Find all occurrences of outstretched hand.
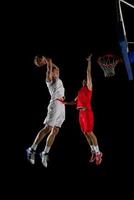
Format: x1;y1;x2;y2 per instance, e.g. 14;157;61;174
86;54;92;62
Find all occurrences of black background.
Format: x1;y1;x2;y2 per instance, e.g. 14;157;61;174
8;0;134;195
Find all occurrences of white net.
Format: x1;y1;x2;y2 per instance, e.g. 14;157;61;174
97;55;120;77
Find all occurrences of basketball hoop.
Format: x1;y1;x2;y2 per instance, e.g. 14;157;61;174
97;54;122;77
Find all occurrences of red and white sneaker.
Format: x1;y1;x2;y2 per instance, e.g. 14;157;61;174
95;152;103;165
89;151;96;163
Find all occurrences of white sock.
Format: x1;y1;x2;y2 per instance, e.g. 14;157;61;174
31;144;38;151
94;145;100;153
43;146;51;154
90;145;95;152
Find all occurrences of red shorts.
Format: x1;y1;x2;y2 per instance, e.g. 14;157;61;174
79;109;94;133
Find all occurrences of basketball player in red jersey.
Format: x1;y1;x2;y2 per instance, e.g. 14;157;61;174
65;54;103;165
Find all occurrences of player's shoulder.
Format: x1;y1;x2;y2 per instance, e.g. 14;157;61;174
57;78;63;83
46;79;53;87
46;79;52;83
87;86;92;91
84;85;92;92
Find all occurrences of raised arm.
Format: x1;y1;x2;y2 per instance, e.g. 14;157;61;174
86;54;92;90
46;59;59;82
46;58;53;81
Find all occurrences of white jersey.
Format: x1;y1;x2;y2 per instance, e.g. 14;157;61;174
46;78;65;101
44;77;65;127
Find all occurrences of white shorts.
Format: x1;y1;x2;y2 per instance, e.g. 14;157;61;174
44;100;65;128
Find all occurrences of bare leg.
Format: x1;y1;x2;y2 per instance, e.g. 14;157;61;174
88;131;98;146
26;125;52;165
45;127;60;149
87;131;103;165
31;125;52;149
40;127;60;168
84;132;93;146
84;132;96;162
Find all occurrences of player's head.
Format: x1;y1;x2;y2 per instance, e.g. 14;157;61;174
34;55;47;67
52;66;60;78
82;79;87;86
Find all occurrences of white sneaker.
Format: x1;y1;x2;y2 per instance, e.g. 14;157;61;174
40;152;49;168
26;147;36;165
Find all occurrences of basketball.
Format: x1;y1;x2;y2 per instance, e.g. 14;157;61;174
34;56;47;67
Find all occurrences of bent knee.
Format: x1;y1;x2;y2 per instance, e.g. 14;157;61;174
53;127;59;136
43;125;52;133
85;131;92;136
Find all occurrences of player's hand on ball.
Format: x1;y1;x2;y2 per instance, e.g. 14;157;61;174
34;56;47;67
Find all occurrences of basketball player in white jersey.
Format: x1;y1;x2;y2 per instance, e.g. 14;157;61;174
26;56;65;167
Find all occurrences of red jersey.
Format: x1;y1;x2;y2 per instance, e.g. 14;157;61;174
77;85;92;110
